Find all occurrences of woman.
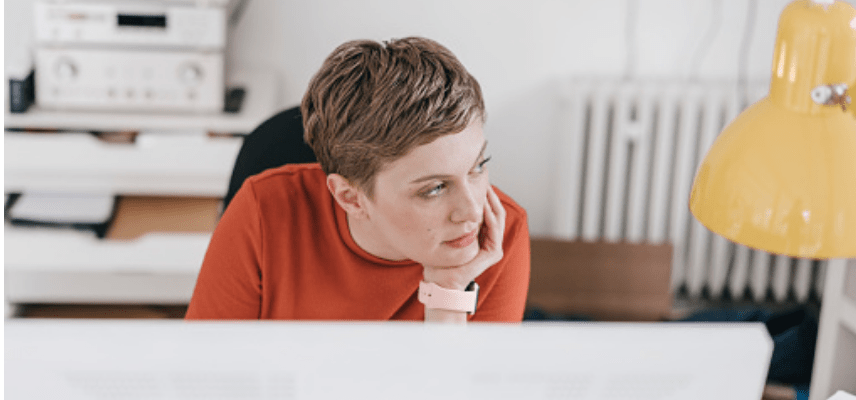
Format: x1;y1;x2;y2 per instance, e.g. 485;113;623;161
185;37;530;323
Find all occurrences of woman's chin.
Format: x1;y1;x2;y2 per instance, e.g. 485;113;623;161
439;243;480;266
413;242;480;268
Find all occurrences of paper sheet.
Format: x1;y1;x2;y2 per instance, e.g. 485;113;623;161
9;192;114;224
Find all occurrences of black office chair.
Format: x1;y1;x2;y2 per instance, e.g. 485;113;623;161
223;106;317;211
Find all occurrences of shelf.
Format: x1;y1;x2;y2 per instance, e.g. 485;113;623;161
5;130;242;196
4;224;208;304
2;69;280;305
4;69;279;134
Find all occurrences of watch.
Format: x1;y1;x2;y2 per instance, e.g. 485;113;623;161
418;280;480;315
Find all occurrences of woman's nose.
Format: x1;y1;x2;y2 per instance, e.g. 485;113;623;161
450;184;481;223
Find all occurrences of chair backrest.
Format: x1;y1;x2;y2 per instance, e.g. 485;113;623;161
224;106;316;211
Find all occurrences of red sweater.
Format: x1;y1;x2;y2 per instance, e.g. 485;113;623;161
185;163;530;321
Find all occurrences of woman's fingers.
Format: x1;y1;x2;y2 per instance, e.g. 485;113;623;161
481;186;504;262
487;187;505;233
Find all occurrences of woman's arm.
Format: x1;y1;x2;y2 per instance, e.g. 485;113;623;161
421;186;530;323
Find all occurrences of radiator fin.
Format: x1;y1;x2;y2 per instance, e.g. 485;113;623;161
554;79;828;303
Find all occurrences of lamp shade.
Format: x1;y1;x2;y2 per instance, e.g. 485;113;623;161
689;0;856;259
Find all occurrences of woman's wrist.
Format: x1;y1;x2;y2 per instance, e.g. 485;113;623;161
422;269;468;291
424;307;468;323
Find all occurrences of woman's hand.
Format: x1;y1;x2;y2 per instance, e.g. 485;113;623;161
422;186;506;290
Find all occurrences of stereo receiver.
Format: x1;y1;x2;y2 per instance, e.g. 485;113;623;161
33;0;239;113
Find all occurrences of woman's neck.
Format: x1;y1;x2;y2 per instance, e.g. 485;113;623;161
345;212;407;262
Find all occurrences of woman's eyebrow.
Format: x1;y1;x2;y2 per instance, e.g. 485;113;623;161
470;141;488;168
409;141;488;185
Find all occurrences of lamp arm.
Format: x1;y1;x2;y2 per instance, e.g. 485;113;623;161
810;83;853;113
852;80;856;118
851;15;856;118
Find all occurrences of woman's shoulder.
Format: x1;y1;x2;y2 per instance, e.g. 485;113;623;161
248;162;325;185
239;162;329;207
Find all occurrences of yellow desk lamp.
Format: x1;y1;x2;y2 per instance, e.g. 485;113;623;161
690;0;856;259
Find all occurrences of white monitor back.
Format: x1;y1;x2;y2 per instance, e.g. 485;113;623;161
5;320;773;400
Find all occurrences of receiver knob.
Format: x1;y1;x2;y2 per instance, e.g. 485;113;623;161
56;59;77;80
178;64;203;84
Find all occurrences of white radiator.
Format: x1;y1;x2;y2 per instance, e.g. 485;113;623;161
552;79;827;304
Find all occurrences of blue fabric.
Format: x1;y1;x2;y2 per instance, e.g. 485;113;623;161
523;308;592;321
795;385;810;400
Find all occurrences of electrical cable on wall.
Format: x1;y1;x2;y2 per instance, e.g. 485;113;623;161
688;0;723;81
737;0;758;108
624;0;638;80
229;0;251;26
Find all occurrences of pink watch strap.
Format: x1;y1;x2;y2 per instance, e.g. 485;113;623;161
418;281;478;314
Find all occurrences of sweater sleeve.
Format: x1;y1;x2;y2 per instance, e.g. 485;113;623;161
185;181;264;319
470;195;531;322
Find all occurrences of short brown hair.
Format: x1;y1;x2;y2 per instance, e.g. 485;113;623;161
301;37;485;197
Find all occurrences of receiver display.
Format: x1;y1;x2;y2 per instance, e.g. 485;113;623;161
117;14;167;28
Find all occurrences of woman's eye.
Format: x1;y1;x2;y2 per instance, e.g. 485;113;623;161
422;183;447;198
473;156;492;174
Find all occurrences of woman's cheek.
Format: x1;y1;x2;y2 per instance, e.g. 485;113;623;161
393;209;434;237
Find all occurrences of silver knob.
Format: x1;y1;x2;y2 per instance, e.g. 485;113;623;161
811;83;850;111
178;64;203;84
56;59;77;80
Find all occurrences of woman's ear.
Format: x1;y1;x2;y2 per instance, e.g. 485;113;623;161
327;174;368;218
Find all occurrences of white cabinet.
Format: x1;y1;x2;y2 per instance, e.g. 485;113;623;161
4;69;279;305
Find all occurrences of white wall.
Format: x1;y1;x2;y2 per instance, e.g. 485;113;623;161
223;0;851;235
6;0;855;235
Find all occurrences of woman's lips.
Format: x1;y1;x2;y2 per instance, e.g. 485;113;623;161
444;230;477;248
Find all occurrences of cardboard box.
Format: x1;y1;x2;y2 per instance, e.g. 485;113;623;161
106;196;221;240
528;238;673;321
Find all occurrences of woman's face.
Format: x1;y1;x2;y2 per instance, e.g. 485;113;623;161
359;120;490;268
